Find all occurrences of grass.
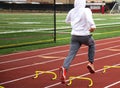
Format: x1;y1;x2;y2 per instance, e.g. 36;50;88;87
0;13;120;55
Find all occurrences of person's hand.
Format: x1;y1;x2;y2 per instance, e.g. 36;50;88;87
89;28;95;32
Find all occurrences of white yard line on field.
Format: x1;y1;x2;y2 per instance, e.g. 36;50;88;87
0;28;53;34
96;22;120;26
0;22;120;34
9;22;41;24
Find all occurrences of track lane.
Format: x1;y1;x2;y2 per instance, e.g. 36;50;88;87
0;37;120;88
0;38;120;68
0;37;120;61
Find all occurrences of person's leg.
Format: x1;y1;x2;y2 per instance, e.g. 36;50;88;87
87;36;95;73
59;36;81;83
63;36;81;70
77;35;95;63
81;35;95;73
88;36;95;63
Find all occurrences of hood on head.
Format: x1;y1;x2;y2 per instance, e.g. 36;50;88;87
74;0;86;8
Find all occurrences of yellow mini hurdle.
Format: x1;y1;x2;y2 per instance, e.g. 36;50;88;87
103;65;120;73
33;70;93;87
34;71;57;80
67;76;93;87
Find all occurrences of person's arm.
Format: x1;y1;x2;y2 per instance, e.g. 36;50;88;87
85;8;96;32
65;11;71;24
89;28;95;32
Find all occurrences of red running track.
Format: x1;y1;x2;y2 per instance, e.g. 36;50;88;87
0;37;120;88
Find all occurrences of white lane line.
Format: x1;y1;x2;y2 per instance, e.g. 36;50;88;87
0;39;120;65
104;81;120;88
0;50;68;64
45;63;120;88
0;36;120;58
0;53;120;85
0;45;120;73
0;45;69;58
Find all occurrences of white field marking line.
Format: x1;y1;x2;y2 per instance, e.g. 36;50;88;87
0;28;54;34
0;44;120;73
104;81;120;88
9;22;41;24
57;22;120;30
0;53;120;85
94;18;106;20
57;30;120;35
56;22;120;30
93;30;120;35
56;20;65;22
45;63;120;88
111;17;120;20
57;29;120;34
0;22;120;34
97;24;120;28
0;39;120;65
0;36;120;58
96;22;120;26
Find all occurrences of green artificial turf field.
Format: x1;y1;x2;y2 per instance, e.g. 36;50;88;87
0;13;120;54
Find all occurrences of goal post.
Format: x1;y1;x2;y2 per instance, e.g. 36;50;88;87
110;2;120;14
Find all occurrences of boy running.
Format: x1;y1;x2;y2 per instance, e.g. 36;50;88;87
59;0;96;84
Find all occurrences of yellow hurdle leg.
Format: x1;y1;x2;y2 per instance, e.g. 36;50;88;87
67;76;93;87
103;66;120;73
34;71;57;80
0;86;5;88
34;71;40;78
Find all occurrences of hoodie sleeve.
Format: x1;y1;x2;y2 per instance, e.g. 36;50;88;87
85;8;96;29
65;11;71;24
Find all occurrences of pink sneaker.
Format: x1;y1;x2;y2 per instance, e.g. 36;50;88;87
87;63;95;74
59;67;67;84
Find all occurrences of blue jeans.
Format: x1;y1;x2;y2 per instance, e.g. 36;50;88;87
63;35;95;70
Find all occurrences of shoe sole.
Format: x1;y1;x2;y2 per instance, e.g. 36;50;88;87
87;65;95;74
59;68;66;84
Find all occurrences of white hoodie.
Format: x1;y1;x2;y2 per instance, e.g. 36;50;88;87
65;0;96;36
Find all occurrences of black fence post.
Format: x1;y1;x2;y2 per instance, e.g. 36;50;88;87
54;0;56;43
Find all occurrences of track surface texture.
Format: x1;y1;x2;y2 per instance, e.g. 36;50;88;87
0;37;120;88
